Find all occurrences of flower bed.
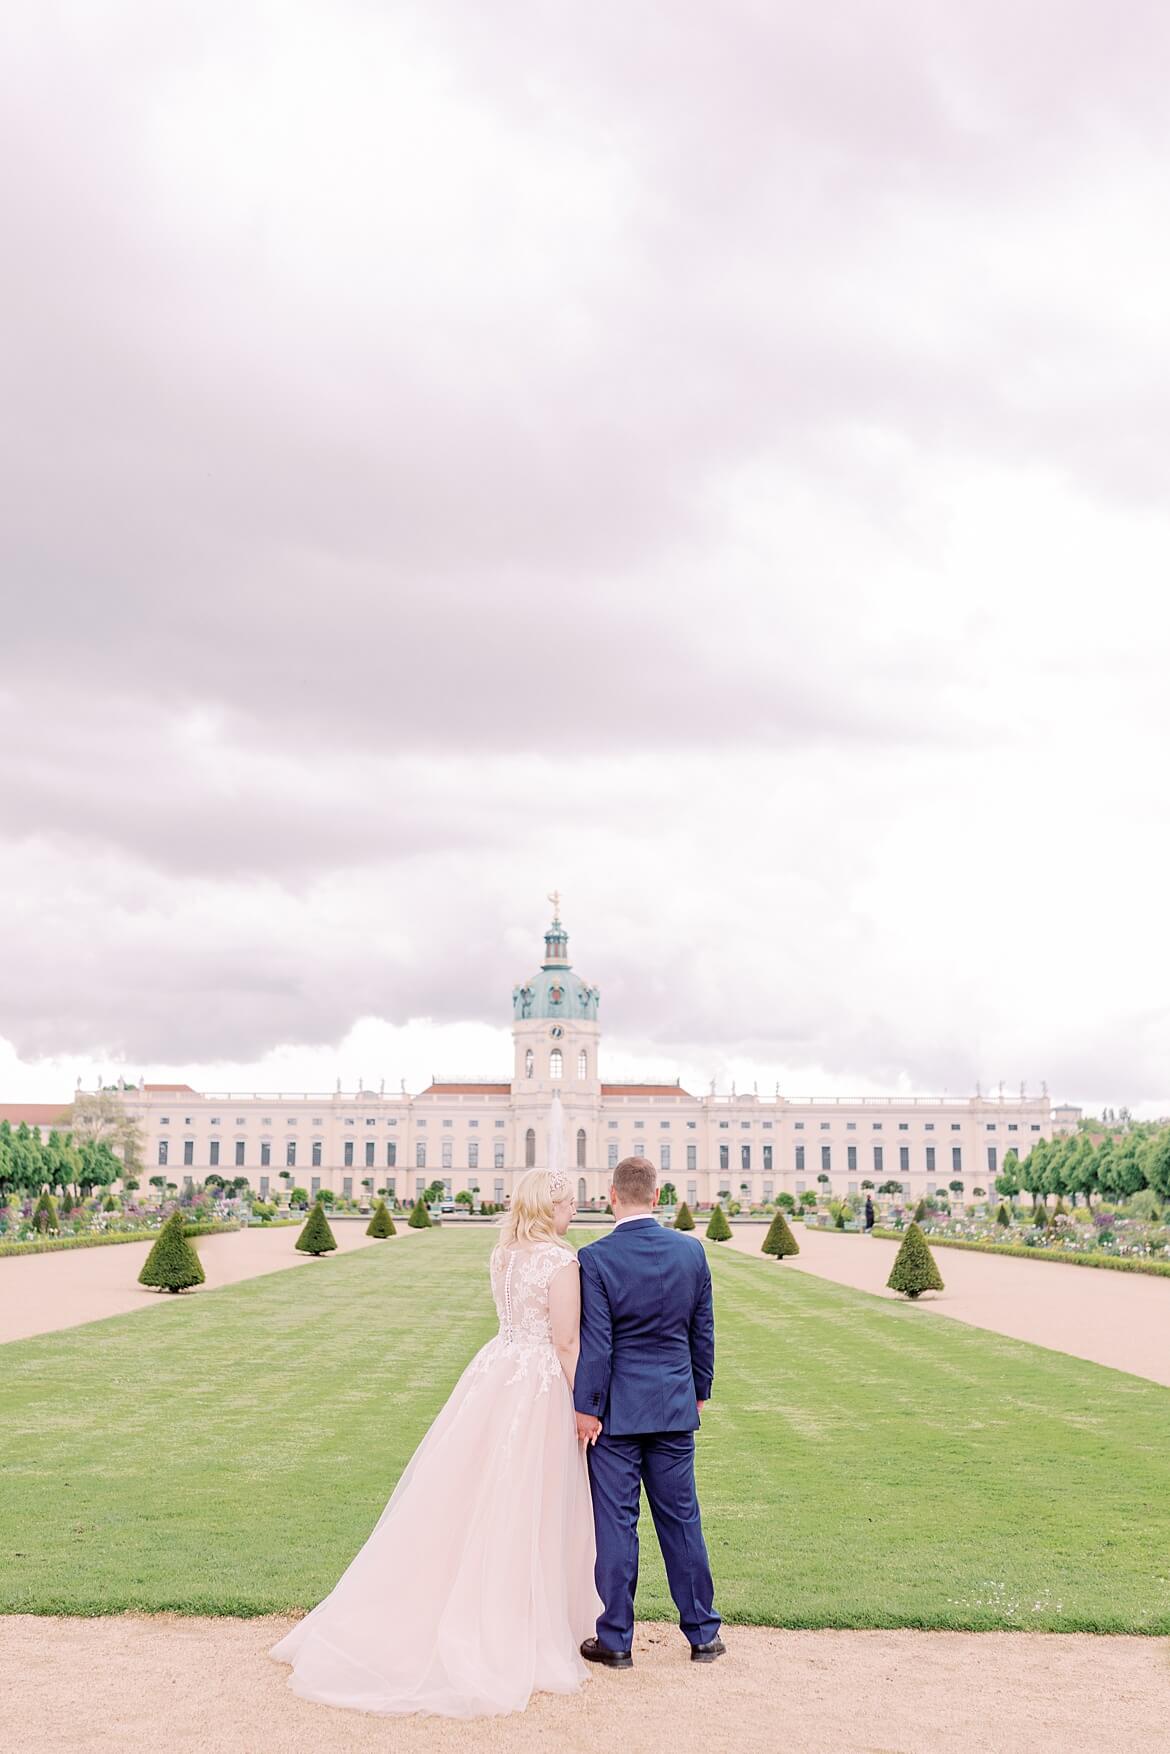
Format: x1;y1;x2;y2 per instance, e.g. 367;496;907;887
0;1220;242;1258
868;1226;1170;1278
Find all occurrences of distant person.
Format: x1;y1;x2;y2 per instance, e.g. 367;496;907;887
865;1195;875;1232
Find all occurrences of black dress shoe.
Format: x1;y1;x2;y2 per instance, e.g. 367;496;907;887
581;1636;633;1669
690;1635;727;1663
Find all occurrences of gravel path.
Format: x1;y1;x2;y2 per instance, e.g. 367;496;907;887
725;1222;1170;1385
0;1220;417;1345
3;1613;1167;1754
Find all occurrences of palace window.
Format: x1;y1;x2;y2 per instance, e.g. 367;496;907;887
387;1142;397;1167
235;1140;245;1166
525;1128;536;1168
846;1121;857;1131
550;1049;563;1080
952;1147;962;1172
157;1141;168;1166
741;1145;750;1170
311;1140;323;1167
525;1049;534;1078
719;1144;729;1171
763;1144;772;1171
259;1176;269;1198
183;1140;193;1166
260;1142;271;1167
987;1147;997;1173
416;1143;427;1169
577;1128;587;1168
442;1139;452;1169
287;1141;296;1168
578;1049;588;1079
578;1177;587;1206
366;1141;375;1167
795;1145;805;1171
344;1142;354;1167
608;1141;618;1170
794;1122;805;1130
468;1142;479;1169
310;1176;320;1198
494;1142;504;1169
899;1145;909;1172
873;1145;883;1173
898;1122;908;1130
209;1140;220;1168
661;1143;671;1172
343;1178;352;1198
687;1144;697;1171
847;1145;857;1172
926;1146;936;1173
821;1145;831;1171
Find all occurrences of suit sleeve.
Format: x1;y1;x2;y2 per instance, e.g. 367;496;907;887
572;1247;614;1418
689;1251;715;1401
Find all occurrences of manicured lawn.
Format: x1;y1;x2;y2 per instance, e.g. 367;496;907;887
1;1229;1167;1630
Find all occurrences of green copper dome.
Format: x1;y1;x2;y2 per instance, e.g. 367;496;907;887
512;914;600;1022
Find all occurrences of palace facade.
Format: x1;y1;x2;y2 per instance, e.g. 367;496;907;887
3;909;1081;1206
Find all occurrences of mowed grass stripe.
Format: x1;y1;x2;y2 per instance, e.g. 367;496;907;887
1;1228;1167;1630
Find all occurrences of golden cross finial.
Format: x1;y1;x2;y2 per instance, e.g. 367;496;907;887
547;889;562;919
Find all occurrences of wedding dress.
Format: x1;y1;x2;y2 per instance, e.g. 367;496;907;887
269;1239;602;1717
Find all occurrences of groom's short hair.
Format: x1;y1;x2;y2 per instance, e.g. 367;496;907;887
612;1156;657;1206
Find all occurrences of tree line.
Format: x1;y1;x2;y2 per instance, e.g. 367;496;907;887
0;1121;123;1200
995;1124;1170;1206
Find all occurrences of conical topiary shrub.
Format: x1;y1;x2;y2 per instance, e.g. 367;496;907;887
996;1202;1010;1226
408;1197;433;1230
103;1194;119;1212
761;1210;799;1259
33;1192;59;1234
138;1210;205;1293
674;1201;696;1231
913;1198;927;1222
706;1204;732;1242
886;1221;944;1300
296;1200;337;1255
1032;1202;1048;1226
366;1198;396;1238
61;1189;74;1216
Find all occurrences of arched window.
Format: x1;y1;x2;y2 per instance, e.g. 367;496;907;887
576;1127;587;1168
577;1049;588;1080
550;1049;563;1080
525;1128;536;1168
577;1176;586;1207
524;1048;534;1078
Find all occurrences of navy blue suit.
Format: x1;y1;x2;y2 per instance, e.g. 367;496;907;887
574;1216;720;1652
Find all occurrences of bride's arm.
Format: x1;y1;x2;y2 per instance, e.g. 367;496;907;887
548;1260;582;1391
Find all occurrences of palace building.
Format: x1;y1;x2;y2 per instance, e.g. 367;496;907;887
3;907;1080;1207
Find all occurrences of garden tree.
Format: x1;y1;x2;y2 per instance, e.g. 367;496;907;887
296;1200;338;1255
659;1182;678;1206
138;1210;205;1292
799;1190;817;1208
8;1122;44;1198
33;1191;59;1233
1103;1134;1145;1202
886;1222;944;1299
408;1197;433;1229
948;1180;964;1199
1063;1133;1096;1207
61;1187;75;1216
65;1091;145;1184
761;1210;799;1259
705;1204;732;1242
673;1201;696;1231
816;1172;829;1190
1019;1136;1048;1207
148;1175;167;1200
204;1174;225;1192
103;1193;119;1211
0;1120;12;1196
288;1186;309;1206
777;1191;796;1211
1032;1200;1048;1225
1141;1129;1170;1202
996;1149;1022;1203
366;1199;396;1238
995;1202;1010;1226
424;1180;446;1205
860;1179;874;1192
454;1189;474;1207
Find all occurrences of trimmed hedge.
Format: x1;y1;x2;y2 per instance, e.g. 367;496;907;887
295;1202;338;1255
869;1227;1170;1278
673;1201;696;1231
138;1211;206;1293
706;1205;732;1242
0;1220;241;1259
366;1199;396;1238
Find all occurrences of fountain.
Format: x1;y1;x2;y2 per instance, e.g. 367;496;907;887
546;1089;566;1177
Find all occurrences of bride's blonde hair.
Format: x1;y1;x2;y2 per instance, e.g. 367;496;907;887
500;1168;572;1249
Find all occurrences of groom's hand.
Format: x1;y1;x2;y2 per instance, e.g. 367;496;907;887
576;1413;602;1445
697;1400;707;1415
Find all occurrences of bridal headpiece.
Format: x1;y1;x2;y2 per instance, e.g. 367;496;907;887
548;1169;571;1199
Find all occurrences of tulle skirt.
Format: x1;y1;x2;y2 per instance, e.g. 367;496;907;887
268;1333;603;1717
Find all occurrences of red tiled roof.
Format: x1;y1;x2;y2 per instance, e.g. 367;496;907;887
601;1084;693;1098
143;1083;200;1093
419;1083;511;1096
0;1103;73;1126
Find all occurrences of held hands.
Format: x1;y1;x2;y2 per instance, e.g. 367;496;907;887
576;1412;602;1446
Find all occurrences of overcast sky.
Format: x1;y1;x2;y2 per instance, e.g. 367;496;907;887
3;2;1169;1114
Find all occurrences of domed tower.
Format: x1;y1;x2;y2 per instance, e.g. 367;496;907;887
511;902;602;1190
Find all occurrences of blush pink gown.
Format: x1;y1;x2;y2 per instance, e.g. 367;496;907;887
268;1240;603;1717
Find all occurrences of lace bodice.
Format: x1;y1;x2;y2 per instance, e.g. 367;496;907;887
489;1241;576;1347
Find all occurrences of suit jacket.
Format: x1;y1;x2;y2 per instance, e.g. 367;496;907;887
573;1216;715;1436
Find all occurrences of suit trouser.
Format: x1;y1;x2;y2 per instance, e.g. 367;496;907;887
587;1430;720;1652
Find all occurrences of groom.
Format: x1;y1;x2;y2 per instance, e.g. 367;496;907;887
574;1156;724;1667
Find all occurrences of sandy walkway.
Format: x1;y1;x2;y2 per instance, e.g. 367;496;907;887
0;1220;417;1345
3;1613;1167;1754
726;1222;1170;1386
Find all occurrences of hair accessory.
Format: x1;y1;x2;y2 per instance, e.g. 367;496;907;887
548;1169;570;1198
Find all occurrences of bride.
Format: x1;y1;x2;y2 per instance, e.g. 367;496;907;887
268;1167;603;1717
